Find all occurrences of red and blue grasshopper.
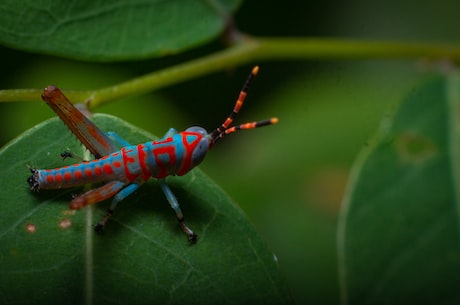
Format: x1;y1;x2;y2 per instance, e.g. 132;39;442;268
28;66;278;242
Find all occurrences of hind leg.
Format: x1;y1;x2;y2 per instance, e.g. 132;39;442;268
70;180;126;210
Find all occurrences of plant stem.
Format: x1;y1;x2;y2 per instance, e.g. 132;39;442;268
255;38;460;60
1;37;460;107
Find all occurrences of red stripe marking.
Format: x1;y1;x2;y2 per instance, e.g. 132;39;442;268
85;169;93;177
137;144;151;181
74;170;83;179
122;147;137;181
64;172;72;181
46;175;54;184
177;132;202;175
56;174;62;183
103;164;114;175
94;166;102;176
151;139;176;178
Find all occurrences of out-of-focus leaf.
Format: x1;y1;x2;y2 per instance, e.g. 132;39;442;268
0;0;242;61
338;73;460;304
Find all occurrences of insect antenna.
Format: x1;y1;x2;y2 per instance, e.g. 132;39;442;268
210;66;278;145
214;117;279;141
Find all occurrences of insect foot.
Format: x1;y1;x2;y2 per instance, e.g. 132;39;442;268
93;223;104;233
93;209;114;233
179;220;198;243
188;233;198;243
27;167;40;191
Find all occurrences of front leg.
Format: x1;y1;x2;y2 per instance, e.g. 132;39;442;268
161;128;178;140
158;179;197;242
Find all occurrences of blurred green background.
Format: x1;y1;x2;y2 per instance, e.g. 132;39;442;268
0;0;458;304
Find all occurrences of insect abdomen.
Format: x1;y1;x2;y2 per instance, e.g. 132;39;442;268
34;154;126;189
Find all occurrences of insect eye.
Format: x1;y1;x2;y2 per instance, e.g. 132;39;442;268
185;126;208;136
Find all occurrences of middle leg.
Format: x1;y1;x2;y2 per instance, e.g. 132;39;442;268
93;181;143;232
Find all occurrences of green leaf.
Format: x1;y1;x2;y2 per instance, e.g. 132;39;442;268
338;74;460;304
0;0;241;61
0;114;292;305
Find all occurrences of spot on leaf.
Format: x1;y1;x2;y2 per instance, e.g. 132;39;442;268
396;132;437;163
25;223;36;233
59;218;72;230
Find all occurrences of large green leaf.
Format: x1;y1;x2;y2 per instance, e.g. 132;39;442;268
0;0;241;61
0;114;292;305
338;73;460;304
